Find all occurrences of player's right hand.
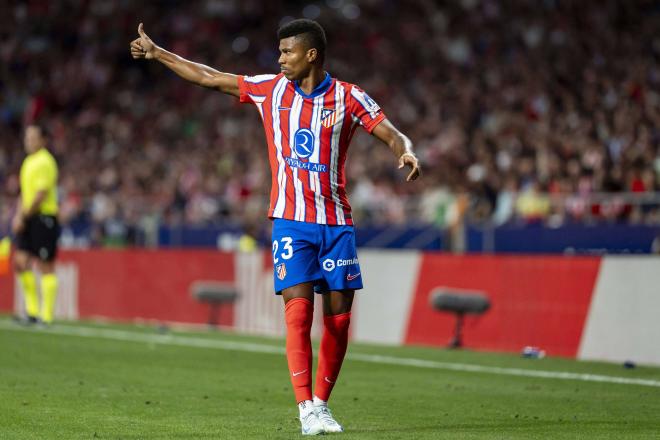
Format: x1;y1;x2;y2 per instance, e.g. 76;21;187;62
11;213;25;235
130;23;156;59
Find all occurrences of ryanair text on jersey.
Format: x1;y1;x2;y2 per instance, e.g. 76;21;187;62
284;157;328;173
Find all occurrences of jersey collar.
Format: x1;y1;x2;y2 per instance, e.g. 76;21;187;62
294;72;333;99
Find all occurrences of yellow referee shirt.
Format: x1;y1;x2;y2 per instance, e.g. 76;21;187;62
20;148;59;216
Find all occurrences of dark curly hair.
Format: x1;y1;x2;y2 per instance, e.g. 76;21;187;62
277;19;327;63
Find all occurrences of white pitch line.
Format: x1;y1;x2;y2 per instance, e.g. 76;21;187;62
2;321;660;388
346;353;660;388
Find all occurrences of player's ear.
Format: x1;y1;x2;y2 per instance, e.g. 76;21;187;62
306;48;318;63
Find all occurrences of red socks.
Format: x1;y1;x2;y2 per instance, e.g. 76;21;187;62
285;298;352;403
314;312;351;402
285;298;314;403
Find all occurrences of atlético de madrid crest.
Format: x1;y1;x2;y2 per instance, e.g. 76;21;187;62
321;108;336;128
276;263;287;280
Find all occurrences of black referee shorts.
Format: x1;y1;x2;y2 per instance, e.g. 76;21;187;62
16;214;60;262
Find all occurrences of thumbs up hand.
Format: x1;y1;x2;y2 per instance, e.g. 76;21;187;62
130;23;157;59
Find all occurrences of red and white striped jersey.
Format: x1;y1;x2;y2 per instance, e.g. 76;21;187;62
237;72;386;225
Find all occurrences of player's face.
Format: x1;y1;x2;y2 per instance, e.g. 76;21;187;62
24;126;45;154
278;36;312;81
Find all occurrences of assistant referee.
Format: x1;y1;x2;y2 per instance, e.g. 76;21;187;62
12;124;60;325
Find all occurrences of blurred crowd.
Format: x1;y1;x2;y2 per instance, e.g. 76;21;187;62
1;0;660;245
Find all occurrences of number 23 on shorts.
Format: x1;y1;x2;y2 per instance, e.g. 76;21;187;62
272;236;293;264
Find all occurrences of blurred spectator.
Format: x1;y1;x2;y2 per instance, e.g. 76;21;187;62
1;0;659;246
515;180;551;224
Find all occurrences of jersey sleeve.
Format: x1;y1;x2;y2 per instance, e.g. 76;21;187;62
238;74;279;104
347;85;387;133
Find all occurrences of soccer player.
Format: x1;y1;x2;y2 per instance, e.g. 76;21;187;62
12;124;60;325
131;19;420;435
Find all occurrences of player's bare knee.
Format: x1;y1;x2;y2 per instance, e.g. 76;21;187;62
13;252;30;273
282;283;315;302
37;260;55;274
323;290;354;316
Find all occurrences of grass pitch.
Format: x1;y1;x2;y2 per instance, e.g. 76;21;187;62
1;317;659;439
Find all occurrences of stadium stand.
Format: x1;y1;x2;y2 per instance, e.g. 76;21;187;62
1;1;659;249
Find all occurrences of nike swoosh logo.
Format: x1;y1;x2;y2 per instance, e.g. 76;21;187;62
278;106;291;111
292;369;307;377
324;376;336;384
346;273;361;281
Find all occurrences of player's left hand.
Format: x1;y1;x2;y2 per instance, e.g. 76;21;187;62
399;152;421;181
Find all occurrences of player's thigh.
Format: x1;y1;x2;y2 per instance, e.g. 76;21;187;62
282;281;316;304
271;219;322;294
15;222;31;253
318;225;362;292
31;215;59;262
14;221;33;271
322;289;355;315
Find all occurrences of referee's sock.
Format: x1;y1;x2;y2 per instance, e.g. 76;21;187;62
18;271;39;318
40;273;58;324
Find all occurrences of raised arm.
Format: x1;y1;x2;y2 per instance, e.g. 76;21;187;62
130;23;240;97
371;119;421;181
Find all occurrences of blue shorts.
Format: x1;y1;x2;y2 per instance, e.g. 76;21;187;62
271;218;363;295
